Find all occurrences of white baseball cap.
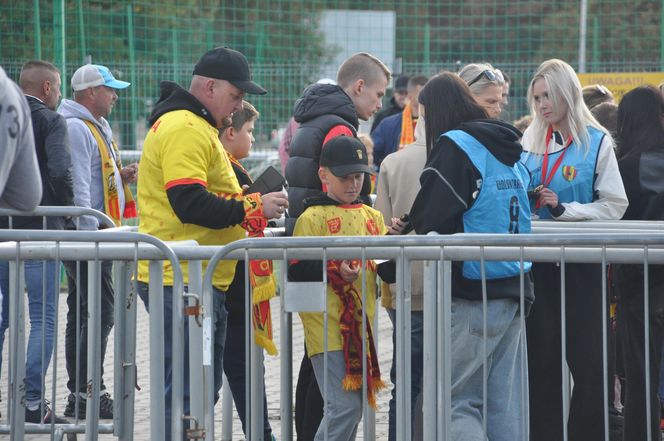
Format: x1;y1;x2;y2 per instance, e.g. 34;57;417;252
71;64;130;91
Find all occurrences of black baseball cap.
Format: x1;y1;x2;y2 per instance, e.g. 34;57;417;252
394;75;410;92
193;47;267;95
320;136;374;177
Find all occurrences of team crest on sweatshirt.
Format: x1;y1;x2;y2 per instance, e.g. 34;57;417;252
366;219;380;236
562;165;577;181
327;217;341;234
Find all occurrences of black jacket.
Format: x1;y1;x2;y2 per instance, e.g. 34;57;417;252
1;96;75;230
285;83;371;234
410;119;534;304
613;148;664;303
148;81;246;229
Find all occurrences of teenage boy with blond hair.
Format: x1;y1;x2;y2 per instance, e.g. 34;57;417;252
285;53;391;439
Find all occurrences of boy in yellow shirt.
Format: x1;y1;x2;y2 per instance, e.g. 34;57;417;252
288;135;397;441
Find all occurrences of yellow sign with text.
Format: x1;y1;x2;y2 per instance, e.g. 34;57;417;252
578;72;664;102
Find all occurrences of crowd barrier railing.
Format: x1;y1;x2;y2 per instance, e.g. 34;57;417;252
4;209;664;441
0;206;188;441
198;230;664;441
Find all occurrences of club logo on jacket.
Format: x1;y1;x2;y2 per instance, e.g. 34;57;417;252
327;217;342;234
562;165;577;182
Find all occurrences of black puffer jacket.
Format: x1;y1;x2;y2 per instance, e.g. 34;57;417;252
0;96;75;230
285;83;371;234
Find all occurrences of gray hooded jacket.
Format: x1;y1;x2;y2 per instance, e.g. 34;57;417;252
59;99;124;230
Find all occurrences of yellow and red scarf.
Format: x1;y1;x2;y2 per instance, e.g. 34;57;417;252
231;155;278;355
82;120;137;226
327;259;385;409
398;103;416;149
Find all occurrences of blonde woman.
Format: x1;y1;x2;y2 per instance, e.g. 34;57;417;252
521;59;627;441
458;62;505;118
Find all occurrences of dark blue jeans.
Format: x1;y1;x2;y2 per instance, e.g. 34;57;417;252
137;281;228;441
386;308;424;441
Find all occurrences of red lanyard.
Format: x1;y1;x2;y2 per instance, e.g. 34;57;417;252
540;126;572;188
535;126;572;209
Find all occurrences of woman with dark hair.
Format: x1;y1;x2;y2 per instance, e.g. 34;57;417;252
614;85;664;441
410;72;533;441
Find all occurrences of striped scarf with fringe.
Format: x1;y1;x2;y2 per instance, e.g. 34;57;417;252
233;154;278;355
327;259;385;409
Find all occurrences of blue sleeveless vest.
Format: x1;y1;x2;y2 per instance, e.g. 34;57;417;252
521;127;604;219
444;130;532;280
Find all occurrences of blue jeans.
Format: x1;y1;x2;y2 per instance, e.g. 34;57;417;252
450;298;527;441
137;281;228;441
0;260;58;404
386;308;423;441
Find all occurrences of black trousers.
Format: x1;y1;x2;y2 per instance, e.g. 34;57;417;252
615;288;664;441
527;263;610;441
294;348;324;441
64;260;115;394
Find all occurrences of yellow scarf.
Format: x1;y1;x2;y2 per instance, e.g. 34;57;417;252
82;120;137;226
230;154;278;355
398;103;415;149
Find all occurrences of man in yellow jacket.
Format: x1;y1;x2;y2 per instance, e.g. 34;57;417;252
136;47;287;440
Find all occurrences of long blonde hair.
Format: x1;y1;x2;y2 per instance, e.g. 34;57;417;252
525;59;611;155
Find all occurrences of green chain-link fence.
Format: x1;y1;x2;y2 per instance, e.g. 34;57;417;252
2;0;663;151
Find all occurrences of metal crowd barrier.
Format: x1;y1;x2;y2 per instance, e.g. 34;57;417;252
0;207;188;441
197;229;664;441
4;210;664;440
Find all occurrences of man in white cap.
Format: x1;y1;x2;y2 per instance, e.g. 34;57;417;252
58;63;136;420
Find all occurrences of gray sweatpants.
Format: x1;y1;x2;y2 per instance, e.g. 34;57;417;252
310;350;363;441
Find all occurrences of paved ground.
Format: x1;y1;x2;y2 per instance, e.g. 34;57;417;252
1;291;396;440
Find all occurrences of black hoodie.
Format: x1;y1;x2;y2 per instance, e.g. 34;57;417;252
148;81;246;229
410;119;534;304
410;119;524;235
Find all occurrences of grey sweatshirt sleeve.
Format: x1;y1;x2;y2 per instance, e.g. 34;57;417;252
0;91;42;210
66;119;99;230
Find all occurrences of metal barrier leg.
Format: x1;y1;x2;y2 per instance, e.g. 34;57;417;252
9;259;26;440
148;262;166;441
280;251;293;441
114;261;137;440
250;339;265;441
187;260;205;439
422;259;437;441
172;269;186;441
440;257;452;441
85;259;102;441
221;373;233;441
395;253;411;441
202;274;215;441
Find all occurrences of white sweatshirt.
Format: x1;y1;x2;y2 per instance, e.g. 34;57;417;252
521;125;628;221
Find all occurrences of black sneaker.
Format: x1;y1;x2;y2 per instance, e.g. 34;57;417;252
64;392;114;419
64;393;84;419
25;401;69;424
98;392;113;419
